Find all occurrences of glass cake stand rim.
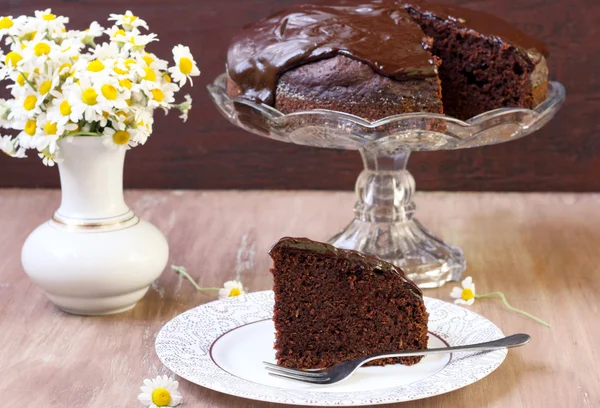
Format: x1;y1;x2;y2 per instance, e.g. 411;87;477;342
208;72;565;132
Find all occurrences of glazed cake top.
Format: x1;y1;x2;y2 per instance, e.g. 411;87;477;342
269;237;423;298
227;1;548;105
227;3;437;105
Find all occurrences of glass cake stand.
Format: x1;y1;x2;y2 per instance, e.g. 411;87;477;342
208;73;565;288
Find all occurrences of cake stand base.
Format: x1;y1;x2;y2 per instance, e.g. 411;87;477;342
328;146;466;288
329;218;465;288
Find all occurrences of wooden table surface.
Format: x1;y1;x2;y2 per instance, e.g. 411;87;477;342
1;189;598;408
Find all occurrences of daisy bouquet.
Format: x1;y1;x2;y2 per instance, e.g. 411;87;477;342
0;9;200;165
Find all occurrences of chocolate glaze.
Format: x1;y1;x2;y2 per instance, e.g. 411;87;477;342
227;3;437;105
269;237;423;298
227;1;548;105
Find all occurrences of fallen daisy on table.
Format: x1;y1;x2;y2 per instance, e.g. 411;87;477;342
171;265;247;298
138;375;182;407
450;276;551;327
218;280;246;299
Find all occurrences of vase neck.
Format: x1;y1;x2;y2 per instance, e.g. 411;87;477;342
55;138;130;221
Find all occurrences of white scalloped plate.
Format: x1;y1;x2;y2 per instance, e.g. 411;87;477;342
156;291;507;406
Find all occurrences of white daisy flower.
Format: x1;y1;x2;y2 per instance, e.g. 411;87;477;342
146;82;175;110
74;56;112;80
123;31;158;53
450;276;477;306
38;149;61;166
48;90;83;126
83;21;104;40
140;52;168;72
23;36;59;66
14;117;40;148
177;94;192;122
96;77;131;110
219;280;246;299
102;126;137;151
0;15;26;37
93;41;123;61
137;66;160;92
34;70;60;99
138;375;182;408
109;11;149;31
168;45;200;86
34;9;69;26
0;135;26;158
105;25;129;43
67;76;110;122
8;90;44;120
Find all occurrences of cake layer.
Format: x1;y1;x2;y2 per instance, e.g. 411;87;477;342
269;237;429;369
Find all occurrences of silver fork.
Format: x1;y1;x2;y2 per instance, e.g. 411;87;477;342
264;333;530;385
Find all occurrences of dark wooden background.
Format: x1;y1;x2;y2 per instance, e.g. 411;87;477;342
0;0;597;191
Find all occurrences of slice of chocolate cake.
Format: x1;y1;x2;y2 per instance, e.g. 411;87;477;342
269;237;429;369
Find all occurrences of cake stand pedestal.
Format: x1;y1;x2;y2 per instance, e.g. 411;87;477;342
330;146;464;287
208;74;565;288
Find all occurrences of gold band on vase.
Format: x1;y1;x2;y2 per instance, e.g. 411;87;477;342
50;212;140;231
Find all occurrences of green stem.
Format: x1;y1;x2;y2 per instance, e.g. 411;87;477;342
171;265;221;292
16;70;36;92
66;132;102;137
476;291;551;328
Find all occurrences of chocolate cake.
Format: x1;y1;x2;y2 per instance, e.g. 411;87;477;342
226;2;549;121
269;237;429;369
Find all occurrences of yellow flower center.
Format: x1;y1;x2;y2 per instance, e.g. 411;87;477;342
113;28;126;38
117;111;128;120
143;54;154;66
461;288;475;301
151;388;171;406
34;42;51;56
59;63;72;75
72;55;79;61
112;130;130;145
229;288;242;297
24;119;36;136
125;98;132;106
0;17;13;29
60;100;72;116
42;13;56;21
151;88;164;102
5;51;22;67
44;122;58;135
179;57;193;75
164;74;172;83
124;58;136;68
23;95;37;110
39;80;52;95
119;79;132;89
82;88;98;105
87;59;105;72
126;14;138;24
16;72;27;86
143;68;156;82
114;65;128;75
101;84;118;100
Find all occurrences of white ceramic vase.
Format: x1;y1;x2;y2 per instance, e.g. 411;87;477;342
21;137;169;315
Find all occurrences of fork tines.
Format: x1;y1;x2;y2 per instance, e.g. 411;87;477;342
263;361;331;384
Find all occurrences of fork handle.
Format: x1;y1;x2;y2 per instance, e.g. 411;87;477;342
362;333;531;365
